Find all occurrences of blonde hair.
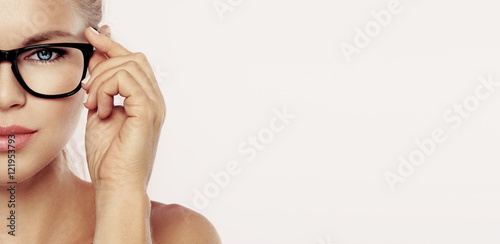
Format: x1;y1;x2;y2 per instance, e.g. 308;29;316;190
73;0;104;29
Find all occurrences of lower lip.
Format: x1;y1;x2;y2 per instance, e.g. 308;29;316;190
0;132;37;152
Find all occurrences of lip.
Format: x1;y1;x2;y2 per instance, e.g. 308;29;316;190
0;125;37;152
0;125;36;136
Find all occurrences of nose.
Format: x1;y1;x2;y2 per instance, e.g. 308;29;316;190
0;62;26;110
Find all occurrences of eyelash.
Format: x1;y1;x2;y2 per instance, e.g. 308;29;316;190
24;48;67;63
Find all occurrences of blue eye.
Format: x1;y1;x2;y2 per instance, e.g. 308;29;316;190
26;48;67;63
37;50;53;61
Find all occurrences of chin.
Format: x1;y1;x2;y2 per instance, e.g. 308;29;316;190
0;148;59;187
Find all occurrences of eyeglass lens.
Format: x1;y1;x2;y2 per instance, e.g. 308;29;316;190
17;46;85;96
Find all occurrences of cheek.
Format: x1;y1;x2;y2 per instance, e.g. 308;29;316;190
48;93;86;137
36;93;85;151
0;93;86;184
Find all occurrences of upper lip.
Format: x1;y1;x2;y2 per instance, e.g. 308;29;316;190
0;125;37;136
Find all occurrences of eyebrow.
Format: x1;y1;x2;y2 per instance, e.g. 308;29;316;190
22;31;76;47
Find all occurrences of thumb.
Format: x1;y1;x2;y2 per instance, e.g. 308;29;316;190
85;26;110;72
84;26;132;58
88;50;108;73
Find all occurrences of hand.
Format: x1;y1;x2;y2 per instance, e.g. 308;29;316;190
81;26;166;192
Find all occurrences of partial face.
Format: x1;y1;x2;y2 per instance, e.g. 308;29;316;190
0;0;88;184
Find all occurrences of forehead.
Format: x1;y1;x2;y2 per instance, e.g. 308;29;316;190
0;0;86;50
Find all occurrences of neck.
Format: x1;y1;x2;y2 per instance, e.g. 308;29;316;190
0;152;95;242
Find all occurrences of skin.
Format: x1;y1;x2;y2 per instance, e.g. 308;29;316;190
0;0;221;243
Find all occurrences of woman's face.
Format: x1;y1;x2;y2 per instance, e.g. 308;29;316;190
0;0;87;184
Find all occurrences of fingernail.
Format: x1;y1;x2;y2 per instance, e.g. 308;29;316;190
83;93;89;104
82;74;90;85
89;26;100;35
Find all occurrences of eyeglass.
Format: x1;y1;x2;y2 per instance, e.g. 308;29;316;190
0;43;94;99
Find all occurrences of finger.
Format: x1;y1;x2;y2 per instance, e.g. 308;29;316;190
89;50;109;72
83;53;158;93
81;50;108;91
90;61;157;102
84;26;132;58
95;70;149;119
84;66;153;110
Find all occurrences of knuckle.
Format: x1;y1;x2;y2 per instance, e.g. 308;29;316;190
133;52;149;64
131;86;148;102
96;84;106;99
124;60;141;70
115;69;131;80
94;78;103;90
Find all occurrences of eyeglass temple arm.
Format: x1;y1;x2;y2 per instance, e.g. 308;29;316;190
0;50;16;62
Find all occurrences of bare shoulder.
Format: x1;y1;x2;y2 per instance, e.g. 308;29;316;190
150;201;222;244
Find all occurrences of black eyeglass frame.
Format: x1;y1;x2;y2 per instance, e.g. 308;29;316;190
0;43;94;99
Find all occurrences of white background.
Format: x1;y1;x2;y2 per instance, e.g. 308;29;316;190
90;0;500;243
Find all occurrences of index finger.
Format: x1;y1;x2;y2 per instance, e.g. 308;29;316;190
84;26;132;58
